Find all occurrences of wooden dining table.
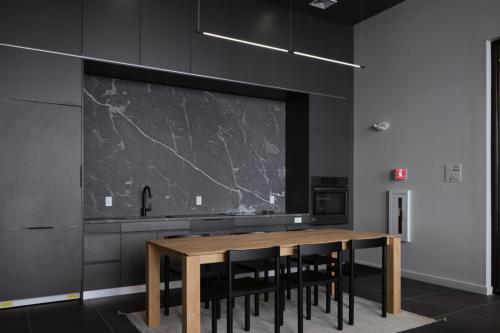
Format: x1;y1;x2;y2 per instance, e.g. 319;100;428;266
145;228;401;332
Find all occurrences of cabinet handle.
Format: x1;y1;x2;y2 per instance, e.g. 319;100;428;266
25;226;55;230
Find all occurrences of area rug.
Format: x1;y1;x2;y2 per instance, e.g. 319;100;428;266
127;290;435;333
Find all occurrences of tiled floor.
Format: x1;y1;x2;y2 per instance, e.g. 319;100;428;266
1;266;499;333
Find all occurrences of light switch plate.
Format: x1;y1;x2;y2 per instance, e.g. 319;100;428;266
105;196;113;207
196;196;202;206
445;163;462;182
270;195;275;204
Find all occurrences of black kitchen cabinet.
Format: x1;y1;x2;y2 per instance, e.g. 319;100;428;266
83;0;140;63
310;95;351;132
0;99;81;230
84;234;121;263
0;0;81;53
0;228;81;300
141;0;192;72
0;46;81;106
121;232;157;286
84;262;121;291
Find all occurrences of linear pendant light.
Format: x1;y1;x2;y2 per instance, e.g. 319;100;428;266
202;32;289;53
197;1;363;69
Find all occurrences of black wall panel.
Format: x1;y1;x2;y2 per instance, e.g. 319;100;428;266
0;99;81;230
0;0;81;53
83;0;140;63
141;0;192;72
0;228;81;300
0;46;82;106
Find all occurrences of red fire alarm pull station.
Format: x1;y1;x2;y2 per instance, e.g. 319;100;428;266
394;168;407;181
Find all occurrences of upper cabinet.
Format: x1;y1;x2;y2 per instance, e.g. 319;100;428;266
83;0;140;63
0;0;81;53
140;0;192;73
0;46;82;106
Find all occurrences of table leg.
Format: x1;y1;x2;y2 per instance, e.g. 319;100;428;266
146;242;161;327
182;255;201;333
387;237;401;314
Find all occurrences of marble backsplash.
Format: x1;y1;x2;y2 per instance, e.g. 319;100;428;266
83;75;286;218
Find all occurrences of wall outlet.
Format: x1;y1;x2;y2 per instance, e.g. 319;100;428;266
294;217;302;224
270;195;275;204
196;196;202;206
105;196;113;207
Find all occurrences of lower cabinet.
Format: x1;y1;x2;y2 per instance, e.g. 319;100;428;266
0;228;81;301
84;262;121;291
121;232;158;286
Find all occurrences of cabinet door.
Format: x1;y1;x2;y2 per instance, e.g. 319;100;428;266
0;0;81;53
0;46;81;106
83;0;140;63
309;129;350;177
0;228;81;300
121;232;157;286
141;0;192;72
0;99;81;230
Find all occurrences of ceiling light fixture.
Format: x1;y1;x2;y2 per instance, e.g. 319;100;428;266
202;32;289;53
309;0;338;10
293;51;362;68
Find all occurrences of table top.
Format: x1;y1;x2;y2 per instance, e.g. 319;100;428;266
149;228;398;257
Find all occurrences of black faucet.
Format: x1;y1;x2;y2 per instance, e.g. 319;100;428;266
141;186;152;217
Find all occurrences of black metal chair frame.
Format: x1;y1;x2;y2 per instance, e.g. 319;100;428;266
212;246;282;333
293;241;344;332
348;237;387;325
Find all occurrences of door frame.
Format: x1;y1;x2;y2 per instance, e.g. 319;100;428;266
492;39;500;295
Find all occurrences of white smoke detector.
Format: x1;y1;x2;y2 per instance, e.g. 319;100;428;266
309;0;338;10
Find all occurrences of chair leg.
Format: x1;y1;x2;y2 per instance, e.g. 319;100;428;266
349;252;355;325
306;286;312;320
286;257;291;300
245;295;250;331
274;290;280;333
212;293;218;333
227;297;233;333
204;277;210;309
382;245;387;318
265;270;269;302
254;270;260;316
326;283;331;314
217;292;221;319
164;256;170;316
338;280;343;331
314;262;319;306
280;286;284;326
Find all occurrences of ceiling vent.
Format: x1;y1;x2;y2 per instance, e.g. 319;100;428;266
309;0;338;10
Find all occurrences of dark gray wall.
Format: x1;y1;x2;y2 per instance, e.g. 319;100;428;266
84;75;286;218
353;0;500;294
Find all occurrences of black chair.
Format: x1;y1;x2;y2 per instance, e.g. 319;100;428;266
163;234;217;315
288;241;344;332
212;246;282;333
347;237;387;325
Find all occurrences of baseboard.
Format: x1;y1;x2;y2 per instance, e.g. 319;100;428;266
356;260;493;295
0;292;80;309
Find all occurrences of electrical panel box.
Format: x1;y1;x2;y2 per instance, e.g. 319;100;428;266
388;190;411;242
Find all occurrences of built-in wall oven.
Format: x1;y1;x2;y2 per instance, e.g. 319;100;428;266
310;177;349;225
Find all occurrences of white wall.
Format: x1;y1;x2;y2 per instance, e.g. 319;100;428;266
353;0;500;294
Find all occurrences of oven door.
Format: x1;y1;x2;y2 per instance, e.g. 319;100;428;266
311;187;348;225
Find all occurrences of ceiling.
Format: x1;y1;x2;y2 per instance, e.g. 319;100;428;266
271;0;407;25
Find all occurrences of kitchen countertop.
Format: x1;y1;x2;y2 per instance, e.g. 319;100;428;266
83;212;309;224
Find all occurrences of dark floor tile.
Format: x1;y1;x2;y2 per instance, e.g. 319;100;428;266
402;298;449;318
28;300;96;324
101;312;141;333
30;315;111;333
353;288;382;303
462;301;500;324
408;289;500;315
90;293;147;315
401;279;453;299
401;312;500;333
0;307;30;333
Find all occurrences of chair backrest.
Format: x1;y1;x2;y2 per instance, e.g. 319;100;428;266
227;246;281;264
298;241;343;257
349;237;387;250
